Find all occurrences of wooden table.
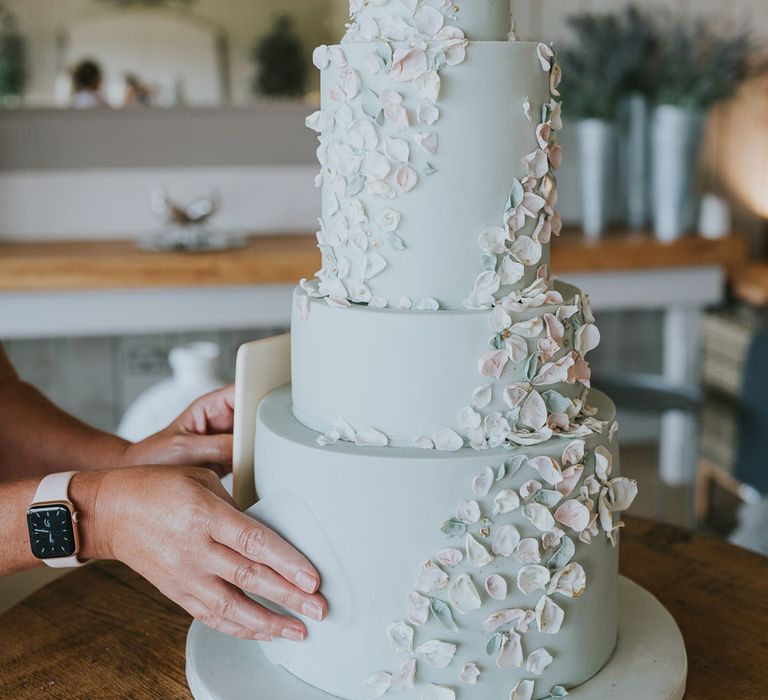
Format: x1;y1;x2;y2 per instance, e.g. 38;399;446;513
0;516;765;699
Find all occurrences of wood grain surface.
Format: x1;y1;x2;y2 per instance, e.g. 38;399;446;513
0;516;766;699
0;230;748;293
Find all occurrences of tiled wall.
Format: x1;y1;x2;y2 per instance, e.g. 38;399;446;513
3;327;286;433
3;312;660;436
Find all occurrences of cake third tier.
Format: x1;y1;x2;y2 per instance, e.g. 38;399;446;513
292;280;600;448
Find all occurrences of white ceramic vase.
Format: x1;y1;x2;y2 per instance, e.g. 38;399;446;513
650;105;706;242
577;118;618;240
117;342;225;442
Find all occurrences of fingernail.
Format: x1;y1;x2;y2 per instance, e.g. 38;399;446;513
302;601;324;622
295;570;318;594
281;627;305;642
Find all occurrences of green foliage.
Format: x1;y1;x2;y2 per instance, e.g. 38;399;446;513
0;5;26;99
558;6;658;120
252;15;308;99
559;5;766;118
652;18;759;110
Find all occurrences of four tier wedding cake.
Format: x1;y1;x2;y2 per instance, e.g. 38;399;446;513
252;2;638;698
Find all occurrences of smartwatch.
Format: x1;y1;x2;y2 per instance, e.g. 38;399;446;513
26;471;85;568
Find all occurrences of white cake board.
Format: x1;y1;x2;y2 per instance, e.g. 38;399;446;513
186;576;687;700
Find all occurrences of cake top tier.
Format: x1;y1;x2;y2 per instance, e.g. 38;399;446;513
346;0;511;42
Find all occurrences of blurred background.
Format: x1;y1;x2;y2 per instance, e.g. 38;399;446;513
0;0;767;594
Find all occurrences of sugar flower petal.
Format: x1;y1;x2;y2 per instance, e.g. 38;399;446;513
433;428;464;451
535;594;564;634
492;524;521;557
386;620;414;653
459;662;480;685
416;641;457;669
421;684;455;700
391;658;416;690
485;574;508;601
510;679;535;700
526;648;554;675
407;590;430;625
514;537;542;563
517;564;551;596
448;572;482;614
554;499;591;532
457;499;481;524
493;489;521;516
548;562;586;598
415;561;449;593
466;534;495;568
497;631;524;670
523;503;556;532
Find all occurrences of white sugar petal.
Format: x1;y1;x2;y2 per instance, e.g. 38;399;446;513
517;564;551;596
524;149;549;179
497;631;524;670
391;658;416;690
505;335;529;363
548;562;587;598
355;427;388;447
384;136;410;163
575;323;601;355
520;391;548;431
609;477;638;512
519;479;542;500
479;349;509;378
510;317;544;338
479;226;508;255
482;608;526;633
459;662;480;685
414;70;441;102
413;435;435;449
316;430;340;446
491;524;521;557
456;500;481;524
485;574;508;601
421;684;455;700
415;641;457;669
509;235;543;266
514;538;541;564
528;456;564;486
413;5;445;36
313;45;330;69
493;489;521;516
537;42;554;70
415;561;448;593
526;648;553;675
595;445;613;481
407;591;430;625
510;679;535;700
522;503;556;532
448;573;482;614
437;548;463;567
472;384;493;409
523;95;532;121
386;620;414;653
554;499;591;532
365;672;392;698
417;104;439;125
459;407;482;432
562;439;586;466
433;428;464;451
472;466;495;497
466;534;495;568
499;257;525;286
535;595;565;634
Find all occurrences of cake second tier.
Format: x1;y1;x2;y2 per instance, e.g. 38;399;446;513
292;280;600;447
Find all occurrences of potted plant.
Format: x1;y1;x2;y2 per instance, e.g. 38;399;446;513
650;19;758;241
0;5;26;106
252;15;308;99
559;9;655;239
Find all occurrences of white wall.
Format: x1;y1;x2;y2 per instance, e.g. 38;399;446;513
5;0;338;106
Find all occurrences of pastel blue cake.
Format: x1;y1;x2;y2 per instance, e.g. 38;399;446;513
253;3;638;699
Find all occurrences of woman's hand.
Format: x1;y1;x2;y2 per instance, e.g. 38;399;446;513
84;465;327;641
122;386;236;476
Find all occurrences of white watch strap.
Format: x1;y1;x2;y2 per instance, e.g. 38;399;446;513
32;471;84;568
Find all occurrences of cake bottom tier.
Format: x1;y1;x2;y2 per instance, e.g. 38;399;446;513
253;386;620;700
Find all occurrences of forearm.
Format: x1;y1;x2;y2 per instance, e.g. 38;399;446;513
0;471;109;576
0;378;130;481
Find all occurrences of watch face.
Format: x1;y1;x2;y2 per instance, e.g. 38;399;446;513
27;505;76;559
